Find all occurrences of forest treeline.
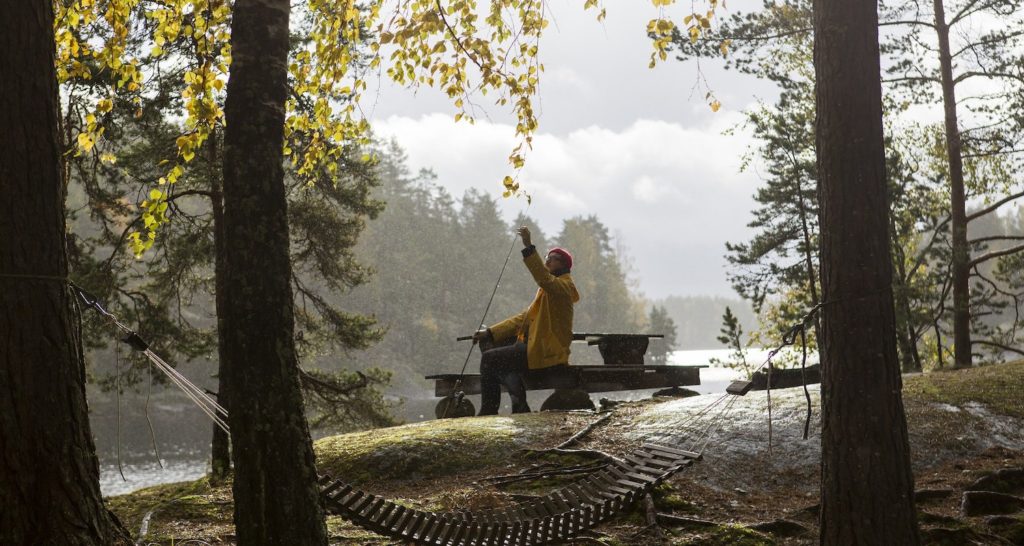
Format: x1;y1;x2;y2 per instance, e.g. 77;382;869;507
316;143;758;392
69;135;701;398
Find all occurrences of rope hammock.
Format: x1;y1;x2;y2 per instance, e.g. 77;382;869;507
318;441;701;545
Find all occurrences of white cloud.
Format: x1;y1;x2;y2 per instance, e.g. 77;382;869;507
372;113;763;298
355;0;777;300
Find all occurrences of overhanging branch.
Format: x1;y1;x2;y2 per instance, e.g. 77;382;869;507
971;339;1024;357
968;243;1024;268
966;190;1024;223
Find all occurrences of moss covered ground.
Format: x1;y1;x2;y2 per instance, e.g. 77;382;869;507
108;361;1024;544
903;360;1024;418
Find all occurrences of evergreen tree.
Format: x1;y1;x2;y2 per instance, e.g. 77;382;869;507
556;216;645;338
646;305;678;365
710;307;752;377
0;2;131;542
219;0;327;540
813;0;920;538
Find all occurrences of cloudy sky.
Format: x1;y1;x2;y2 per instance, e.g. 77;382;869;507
365;0;776;299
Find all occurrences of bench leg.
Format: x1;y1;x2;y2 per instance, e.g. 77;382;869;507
435;395;476;419
652;386;700;398
539;389;595;412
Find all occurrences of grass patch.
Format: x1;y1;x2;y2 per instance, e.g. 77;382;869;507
904;360;1024;418
652;482;699;514
106;477;234;543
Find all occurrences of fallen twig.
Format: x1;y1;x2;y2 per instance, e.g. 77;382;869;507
524;447;626;466
655;512;720;529
484;462;608;486
555;411;614;449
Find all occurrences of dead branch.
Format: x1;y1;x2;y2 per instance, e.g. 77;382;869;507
484;462;608;486
969;235;1024;245
655;512;720;529
523;447;626;467
555;411;614;449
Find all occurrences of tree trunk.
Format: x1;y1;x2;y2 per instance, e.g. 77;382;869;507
208;129;232;482
892;244;923;372
933;0;973;368
0;2;131;543
220;0;328;543
812;0;920;542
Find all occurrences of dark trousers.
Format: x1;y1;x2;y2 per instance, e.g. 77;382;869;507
478;342;531;415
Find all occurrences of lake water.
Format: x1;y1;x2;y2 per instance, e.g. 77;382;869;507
95;347;811;496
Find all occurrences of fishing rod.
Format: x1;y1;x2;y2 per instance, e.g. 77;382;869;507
443;214;530;417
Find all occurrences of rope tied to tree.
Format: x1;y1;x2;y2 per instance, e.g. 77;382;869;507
0;272;230;434
72;282;231;433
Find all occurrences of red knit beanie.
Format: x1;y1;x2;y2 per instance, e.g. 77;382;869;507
547;247;573;270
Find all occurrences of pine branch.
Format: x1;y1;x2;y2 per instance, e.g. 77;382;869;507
967;243;1024;268
966;190;1024;222
970;339;1024;357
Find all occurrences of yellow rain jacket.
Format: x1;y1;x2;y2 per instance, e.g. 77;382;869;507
489;247;581;370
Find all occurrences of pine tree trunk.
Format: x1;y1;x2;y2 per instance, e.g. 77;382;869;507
208;130;232;482
220;0;328;543
812;0;921;542
0;2;131;543
933;0;973;368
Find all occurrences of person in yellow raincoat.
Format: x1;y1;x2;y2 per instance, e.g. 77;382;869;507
472;226;581;415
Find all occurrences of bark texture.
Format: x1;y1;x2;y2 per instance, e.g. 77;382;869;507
220;0;328;543
812;0;921;543
0;2;130;544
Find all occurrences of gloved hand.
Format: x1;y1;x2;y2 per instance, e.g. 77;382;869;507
472;328;493;344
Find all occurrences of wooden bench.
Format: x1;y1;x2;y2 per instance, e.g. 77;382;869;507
427;333;706;417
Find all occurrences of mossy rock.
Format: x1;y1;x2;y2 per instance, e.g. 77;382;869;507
315;413;551;484
965;468;1024;494
653;386;701;398
904;361;1024;418
961;491;1024;516
540;389;595;411
921;526;1001;546
918;510;962;525
994;517;1024;545
105;478;235;543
